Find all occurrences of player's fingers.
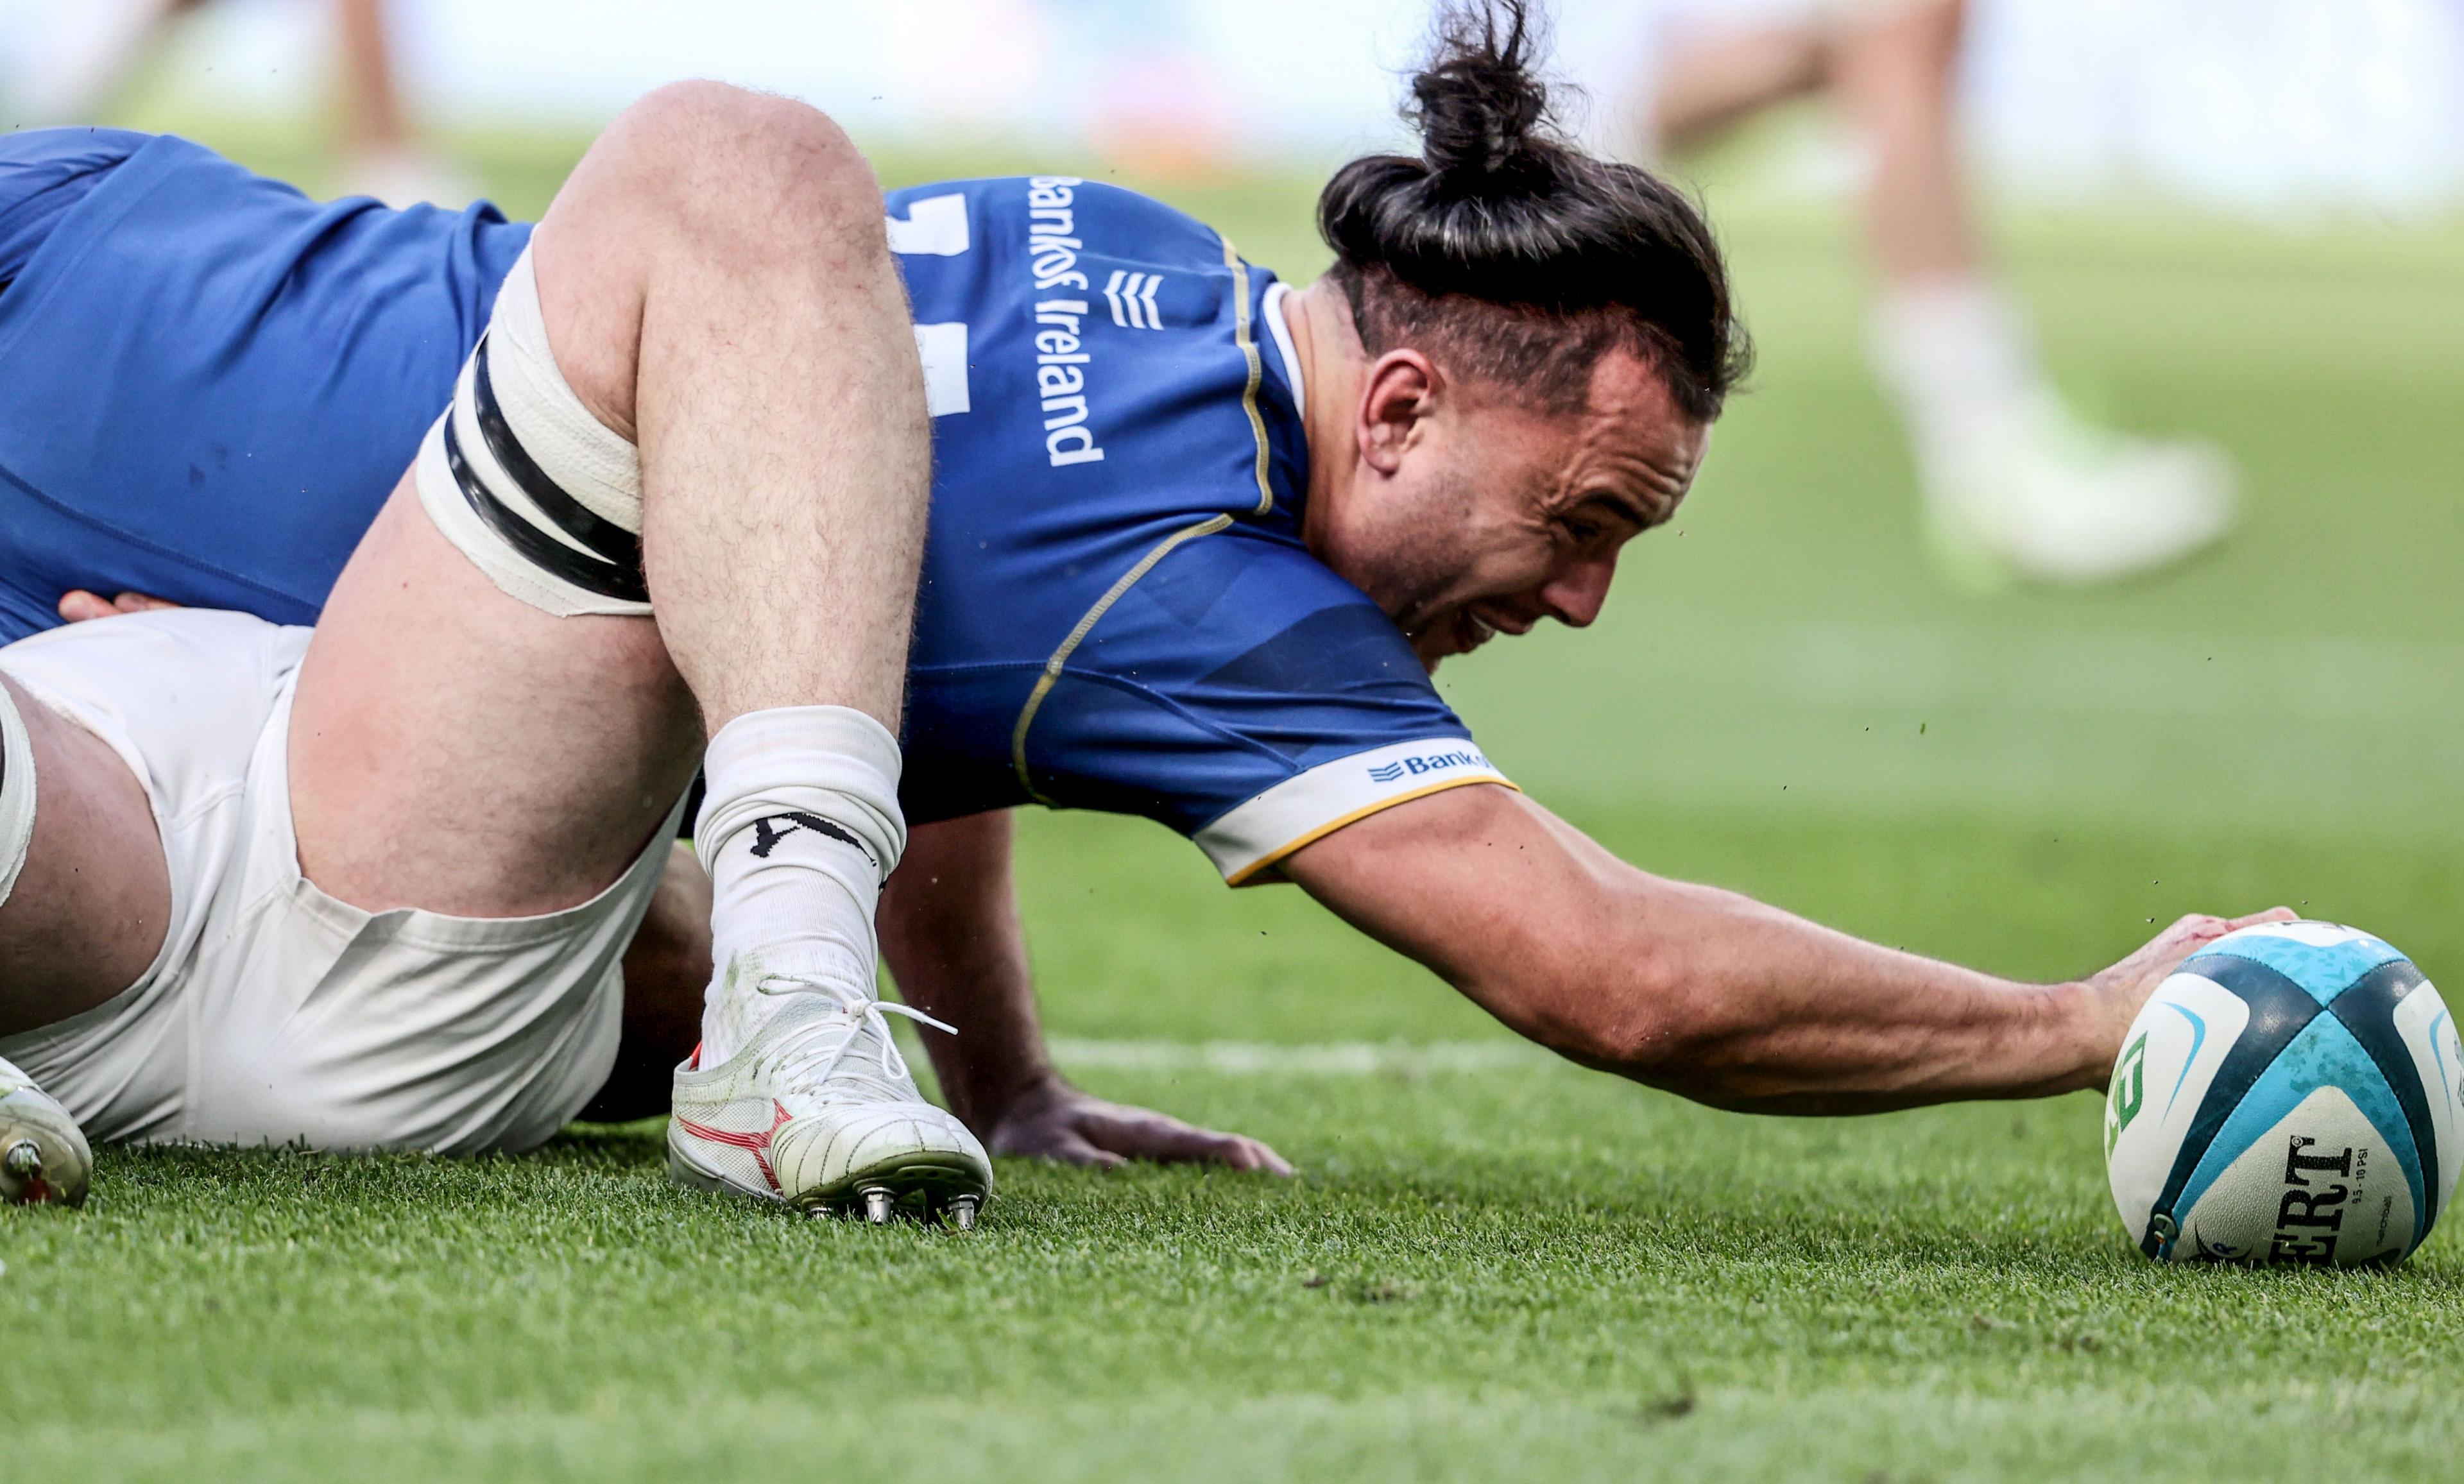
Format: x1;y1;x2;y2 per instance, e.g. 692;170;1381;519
1144;1125;1278;1172
1089;1113;1296;1175
1043;1130;1130;1170
1185;1129;1294;1175
987;1113;1126;1168
56;590;117;622
1229;1136;1297;1177
112;590;178;613
1079;1110;1225;1161
2227;907;2299;929
2159;912;2237;948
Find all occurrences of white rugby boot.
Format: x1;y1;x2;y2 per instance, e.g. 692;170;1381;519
669;975;991;1228
1918;400;2238;592
1871;278;2238;592
0;1055;90;1208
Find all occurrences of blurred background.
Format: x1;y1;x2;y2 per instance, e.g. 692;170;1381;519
8;0;2464;207
4;0;2463;1045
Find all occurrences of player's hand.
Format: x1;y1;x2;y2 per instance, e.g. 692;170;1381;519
2080;907;2298;1084
57;589;178;622
985;1075;1294;1175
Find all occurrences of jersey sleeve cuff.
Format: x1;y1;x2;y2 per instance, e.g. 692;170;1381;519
1194;738;1515;885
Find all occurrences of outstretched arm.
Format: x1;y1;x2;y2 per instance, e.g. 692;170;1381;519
1283;783;2287;1114
881;810;1292;1173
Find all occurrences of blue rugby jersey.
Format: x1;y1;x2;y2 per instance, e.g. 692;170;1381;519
886;174;1510;879
0;133;1511;883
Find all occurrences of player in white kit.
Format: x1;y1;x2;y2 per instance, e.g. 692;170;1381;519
0;80;994;1223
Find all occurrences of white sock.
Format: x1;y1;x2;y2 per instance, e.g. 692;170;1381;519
1866;275;2049;468
693;705;906;1066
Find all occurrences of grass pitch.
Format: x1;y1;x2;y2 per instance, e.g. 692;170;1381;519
10;123;2464;1481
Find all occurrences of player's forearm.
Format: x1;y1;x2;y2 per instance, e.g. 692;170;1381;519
877;810;1059;1130
1287;786;2110;1114
1530;871;2103;1113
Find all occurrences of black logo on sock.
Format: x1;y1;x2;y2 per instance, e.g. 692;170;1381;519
748;811;875;868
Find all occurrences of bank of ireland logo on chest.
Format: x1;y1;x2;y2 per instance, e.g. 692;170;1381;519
1024;176;1107;468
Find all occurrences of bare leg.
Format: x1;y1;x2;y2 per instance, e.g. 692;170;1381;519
1820;0;2235;585
329;0;477;208
1827;0;1976;284
1646;0;1976;282
336;0;411;158
0;678;166;1039
0;669;169;1206
291;80;927;918
1650;21;1829;154
294;83;982;1216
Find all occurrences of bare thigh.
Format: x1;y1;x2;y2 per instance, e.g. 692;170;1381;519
287;478;699;919
0;676;169;1037
286;82;921;922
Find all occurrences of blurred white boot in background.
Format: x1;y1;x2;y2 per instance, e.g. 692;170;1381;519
1870;275;2238;590
1594;0;2243;592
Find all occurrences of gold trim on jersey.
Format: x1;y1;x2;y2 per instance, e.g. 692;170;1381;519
1221;234;1274;517
1009;234;1284;804
1222;775;1518;887
1009;513;1235;804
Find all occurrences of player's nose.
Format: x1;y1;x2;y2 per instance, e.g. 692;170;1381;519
1538;555;1616;629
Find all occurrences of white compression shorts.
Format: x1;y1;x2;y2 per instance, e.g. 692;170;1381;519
0;610;680;1154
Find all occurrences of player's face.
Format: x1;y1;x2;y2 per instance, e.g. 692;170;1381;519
1328;350;1707;671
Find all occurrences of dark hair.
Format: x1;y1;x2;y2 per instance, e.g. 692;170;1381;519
1317;0;1749;421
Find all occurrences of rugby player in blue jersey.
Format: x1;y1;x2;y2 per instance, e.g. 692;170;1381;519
0;3;2285;1213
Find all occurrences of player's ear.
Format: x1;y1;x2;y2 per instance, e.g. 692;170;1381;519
1356;349;1441;475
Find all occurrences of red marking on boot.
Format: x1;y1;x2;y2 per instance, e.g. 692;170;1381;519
674;1101;794;1193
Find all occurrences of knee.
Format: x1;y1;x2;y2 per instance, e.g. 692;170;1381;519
605;81;886;262
1832;0;1964;80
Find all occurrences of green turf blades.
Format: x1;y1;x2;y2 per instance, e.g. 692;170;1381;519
10;1077;2460;1483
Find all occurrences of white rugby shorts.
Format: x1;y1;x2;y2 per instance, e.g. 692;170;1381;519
0;609;677;1154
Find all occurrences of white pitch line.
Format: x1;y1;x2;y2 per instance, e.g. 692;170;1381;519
1045;1037;1550;1076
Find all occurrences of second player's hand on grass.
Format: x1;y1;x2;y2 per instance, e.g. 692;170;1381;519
2079;906;2299;1087
988;1076;1294;1175
58;590;178;622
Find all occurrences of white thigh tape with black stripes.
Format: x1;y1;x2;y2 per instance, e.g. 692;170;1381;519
0;679;35;911
415;244;653;617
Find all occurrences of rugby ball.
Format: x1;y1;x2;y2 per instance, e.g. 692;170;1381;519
2105;921;2463;1265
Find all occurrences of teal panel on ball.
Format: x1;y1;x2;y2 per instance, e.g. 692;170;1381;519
2169;1014;2426;1253
2185;935;2405;1007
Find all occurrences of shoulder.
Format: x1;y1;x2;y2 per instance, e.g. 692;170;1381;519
1089;527;1451;755
1016;525;1503;879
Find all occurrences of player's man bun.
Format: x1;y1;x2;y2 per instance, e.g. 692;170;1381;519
1317;0;1749;421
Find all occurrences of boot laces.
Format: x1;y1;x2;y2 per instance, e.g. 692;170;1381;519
752;974;954;1106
